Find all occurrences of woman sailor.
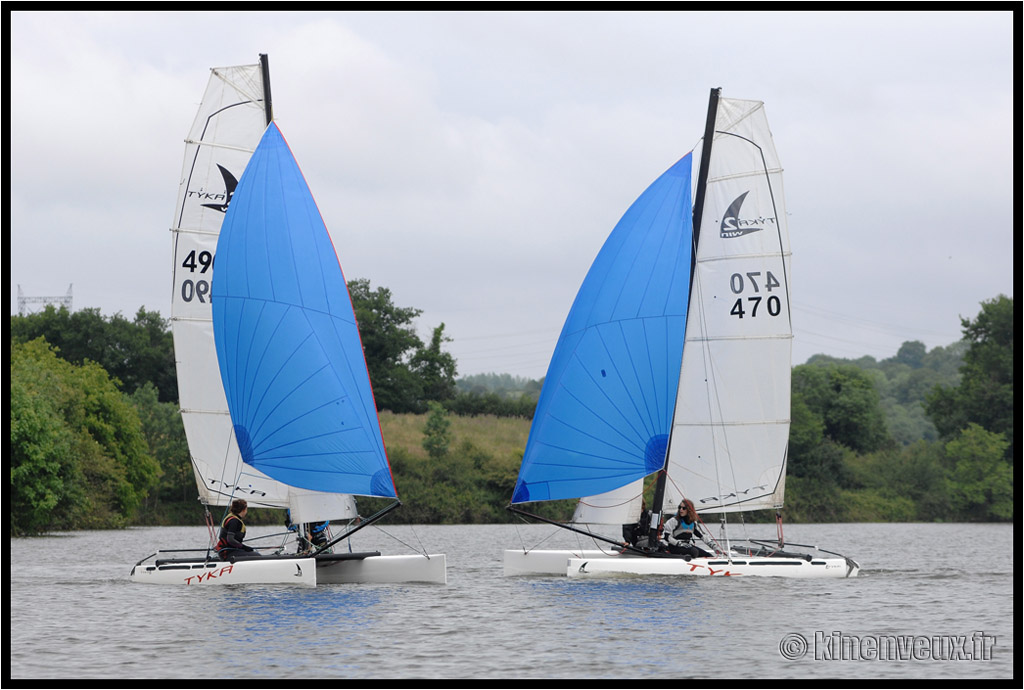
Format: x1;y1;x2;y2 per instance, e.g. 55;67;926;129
661;498;713;558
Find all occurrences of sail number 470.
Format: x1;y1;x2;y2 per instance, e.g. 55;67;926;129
729;271;781;318
180;250;213;303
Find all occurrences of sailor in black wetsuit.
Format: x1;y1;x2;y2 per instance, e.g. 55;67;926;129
622;500;652;548
306;521;330;550
215;498;260;561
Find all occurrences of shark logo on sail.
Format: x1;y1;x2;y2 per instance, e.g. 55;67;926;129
186;164;240;213
719;191;775;239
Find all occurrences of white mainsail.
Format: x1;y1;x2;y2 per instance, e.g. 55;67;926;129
663;97;792;514
170;59;356;522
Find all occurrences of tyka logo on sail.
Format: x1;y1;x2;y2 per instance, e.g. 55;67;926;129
186;164;240;213
719;191;775;239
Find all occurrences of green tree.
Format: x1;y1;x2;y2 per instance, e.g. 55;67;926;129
10;363;82;534
944;423;1013;521
926;295;1014;459
348;278;424;412
788;394;825;461
130;383;193;519
10;306;177;403
805;342;965;448
422;401;453;461
348;278;459;413
893;340;927;368
10;338;161;533
843;441;948;521
411;323;458;404
793;362;890;454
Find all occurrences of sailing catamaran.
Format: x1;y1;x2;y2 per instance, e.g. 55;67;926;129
504;89;859;579
130;55;446;586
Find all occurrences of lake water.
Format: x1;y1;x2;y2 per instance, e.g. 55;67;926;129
9;522;1014;680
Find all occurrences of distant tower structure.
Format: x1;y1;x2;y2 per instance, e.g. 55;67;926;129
17;284;73;316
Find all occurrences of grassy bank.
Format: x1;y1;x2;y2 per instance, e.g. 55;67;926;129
365;411;558;523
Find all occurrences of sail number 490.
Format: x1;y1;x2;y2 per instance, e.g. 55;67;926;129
180;250;213;303
729;271;782;318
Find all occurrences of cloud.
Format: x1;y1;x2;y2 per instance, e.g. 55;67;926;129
9;10;1014;379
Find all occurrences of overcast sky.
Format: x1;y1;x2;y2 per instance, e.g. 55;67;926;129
9;10;1014;380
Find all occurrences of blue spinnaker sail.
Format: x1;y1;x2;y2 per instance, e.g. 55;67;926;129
512;154;693;504
212;123;396;498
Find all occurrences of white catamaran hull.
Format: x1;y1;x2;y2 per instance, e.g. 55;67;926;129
130;557;318;586
566;554;860;579
130;552;447;586
317;554;447;585
503;549;618;576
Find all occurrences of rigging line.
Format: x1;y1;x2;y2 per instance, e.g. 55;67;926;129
511;514;528;552
210;65;263;104
510;512;565;553
589;530;624;556
686;212;738;518
682;161;728;509
576;492;643;509
735;510;751;544
695;514;724;556
691;259;736;524
215;423;277;521
571;520;621;556
371;523;429;557
408;524;430;558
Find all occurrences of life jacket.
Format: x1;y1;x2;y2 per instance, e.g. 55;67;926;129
307;521;330;546
215;512;246;551
669;515;696;542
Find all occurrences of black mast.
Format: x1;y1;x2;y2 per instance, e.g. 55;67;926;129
259;53;273;125
648;87;721;543
690;87;721;256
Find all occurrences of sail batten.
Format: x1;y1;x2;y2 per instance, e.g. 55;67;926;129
181;140;259;154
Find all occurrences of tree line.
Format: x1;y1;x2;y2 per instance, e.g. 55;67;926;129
9;288;1014;533
782;295;1013;523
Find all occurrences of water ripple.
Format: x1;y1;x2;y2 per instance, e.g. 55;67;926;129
10;523;1014;679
